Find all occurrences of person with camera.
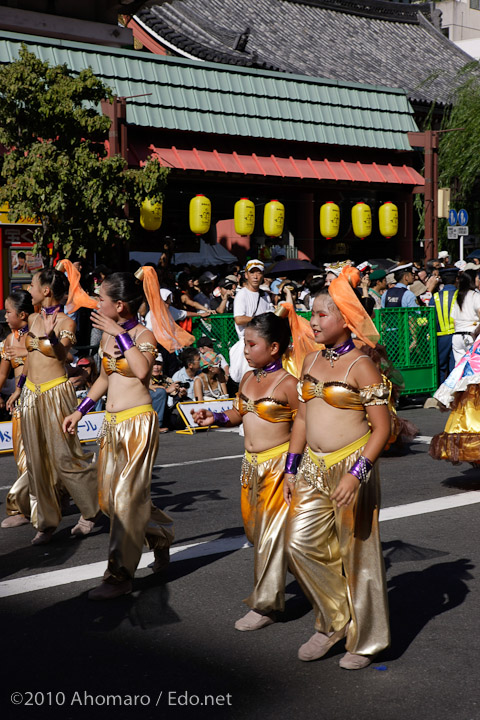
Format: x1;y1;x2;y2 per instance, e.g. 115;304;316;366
170;348;200;400
165;348;201;429
149;352;183;432
210;276;238;314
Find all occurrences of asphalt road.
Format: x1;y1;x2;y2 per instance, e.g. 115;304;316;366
1;404;479;720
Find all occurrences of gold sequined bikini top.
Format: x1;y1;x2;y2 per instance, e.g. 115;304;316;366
298;351;389;410
101;327;156;377
25;315;76;359
0;335;25;369
234;372;296;423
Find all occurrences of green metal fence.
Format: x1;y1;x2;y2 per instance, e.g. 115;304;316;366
192;307;438;396
372;307;438;395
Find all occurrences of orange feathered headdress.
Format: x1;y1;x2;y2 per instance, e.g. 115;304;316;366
135;266;195;352
56;259;97;314
275;302;319;378
328;266;379;348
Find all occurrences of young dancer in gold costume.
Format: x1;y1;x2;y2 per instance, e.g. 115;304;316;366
192;313;298;631
8;269;99;545
284;266;391;670
64;268;192;600
0;290;34;528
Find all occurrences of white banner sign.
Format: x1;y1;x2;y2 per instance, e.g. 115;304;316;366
0;411;105;453
176;398;234;429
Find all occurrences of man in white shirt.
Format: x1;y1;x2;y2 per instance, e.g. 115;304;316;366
230;259;274;383
233;260;274;338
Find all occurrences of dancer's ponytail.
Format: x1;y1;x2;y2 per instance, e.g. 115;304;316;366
134;266;194;352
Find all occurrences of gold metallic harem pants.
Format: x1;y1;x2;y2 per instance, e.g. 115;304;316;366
5;407;33;520
285;433;390;656
21;377;99;532
98;406;174;583
240;441;290;613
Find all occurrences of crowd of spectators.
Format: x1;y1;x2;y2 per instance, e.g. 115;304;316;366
1;247;479;427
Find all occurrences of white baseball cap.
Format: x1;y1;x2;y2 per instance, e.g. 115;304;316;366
245;259;264;272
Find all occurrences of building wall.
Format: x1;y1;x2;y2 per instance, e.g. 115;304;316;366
437;0;480;41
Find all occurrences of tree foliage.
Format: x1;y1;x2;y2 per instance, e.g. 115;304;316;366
0;45;169;259
438;65;480;237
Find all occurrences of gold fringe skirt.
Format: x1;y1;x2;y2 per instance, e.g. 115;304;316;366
5;406;34;520
21;377;99;532
98;405;174;582
285;435;390;656
430;384;480;463
240;441;290;613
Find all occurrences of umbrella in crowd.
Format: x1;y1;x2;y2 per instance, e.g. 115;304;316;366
264;258;321;278
467;249;480;260
367;258;397;271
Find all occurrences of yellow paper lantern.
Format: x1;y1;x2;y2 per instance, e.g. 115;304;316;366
379;201;398;238
189;194;211;235
140;198;163;231
234;197;255;236
320;201;340;239
351;202;372;239
264;199;284;238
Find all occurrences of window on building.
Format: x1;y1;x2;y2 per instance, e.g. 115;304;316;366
470;0;480;10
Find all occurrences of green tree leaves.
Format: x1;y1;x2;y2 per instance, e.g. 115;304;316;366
0;44;169;259
439;66;480;236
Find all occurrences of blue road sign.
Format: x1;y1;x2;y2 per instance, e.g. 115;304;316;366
448;209;458;226
458;209;468;226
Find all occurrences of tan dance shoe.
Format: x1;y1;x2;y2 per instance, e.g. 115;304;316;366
88;580;132;601
71;516;95;536
31;529;54;545
1;514;29;528
339;652;372;670
297;623;349;661
234;610;275;632
151;548;170;573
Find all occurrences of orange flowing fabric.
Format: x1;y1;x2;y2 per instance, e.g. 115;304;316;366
56;259;97;314
138;266;195;352
276;303;319;378
328;266;379;348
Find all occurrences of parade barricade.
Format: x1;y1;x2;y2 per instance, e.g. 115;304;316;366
193;307;438;396
373;307;438;395
0;411;105;454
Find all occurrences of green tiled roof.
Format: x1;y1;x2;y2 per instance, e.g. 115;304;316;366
0;30;418;150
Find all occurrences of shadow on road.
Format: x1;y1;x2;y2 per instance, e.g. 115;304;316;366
441;467;480;491
0;517;109;580
385;557;473;661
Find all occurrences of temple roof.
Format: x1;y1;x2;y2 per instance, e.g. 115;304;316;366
134;0;477;106
0;29;418;151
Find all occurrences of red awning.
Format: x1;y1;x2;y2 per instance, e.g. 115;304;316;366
148;145;424;185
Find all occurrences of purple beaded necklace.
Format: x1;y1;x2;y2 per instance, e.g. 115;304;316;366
322;338;355;367
42;304;62;315
254;357;283;382
119;317;139;332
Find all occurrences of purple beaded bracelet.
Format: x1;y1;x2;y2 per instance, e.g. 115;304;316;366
348;455;373;483
212;411;230;426
77;397;95;417
17;373;26;389
116;331;134;354
285;452;302;475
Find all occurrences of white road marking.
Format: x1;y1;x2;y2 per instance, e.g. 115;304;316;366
0;490;479;599
153;454;243;470
0;535;251;598
0;436;437;490
412;435;433;444
379;491;480;521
